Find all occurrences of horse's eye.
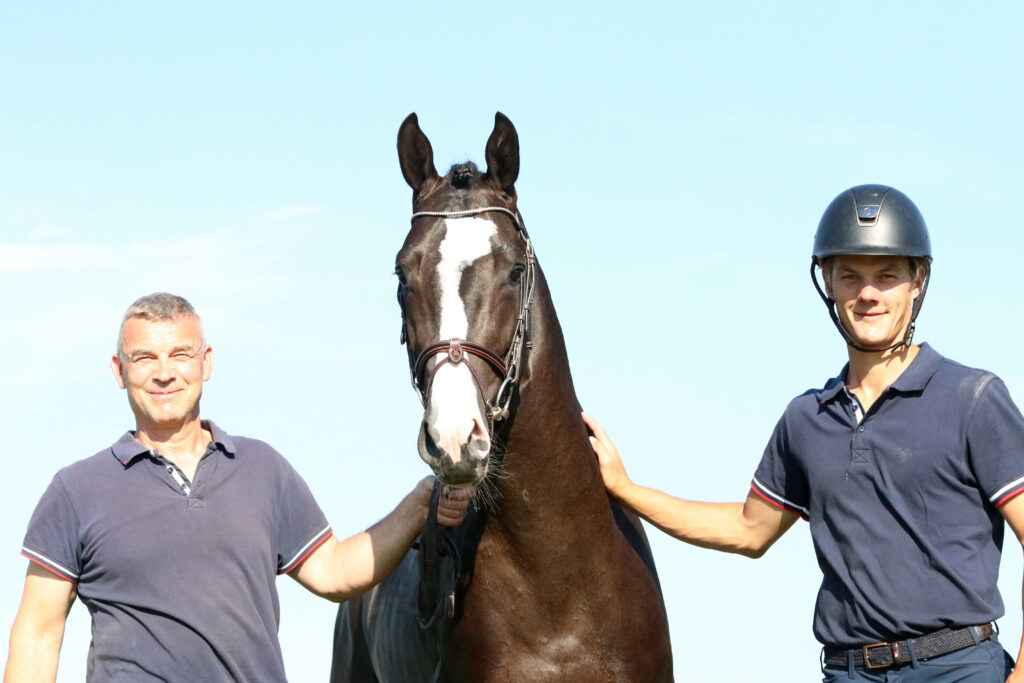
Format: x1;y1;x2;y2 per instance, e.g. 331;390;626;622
509;265;525;285
395;267;408;287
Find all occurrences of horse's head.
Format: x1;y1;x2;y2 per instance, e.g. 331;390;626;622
395;112;534;489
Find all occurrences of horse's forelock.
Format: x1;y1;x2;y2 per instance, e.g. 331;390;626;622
447;162;481;190
416;161;508;214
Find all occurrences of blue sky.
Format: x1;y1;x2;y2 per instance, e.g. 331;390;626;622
2;2;1023;681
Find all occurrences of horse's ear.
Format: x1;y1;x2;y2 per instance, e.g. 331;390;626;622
484;112;519;196
397;113;438;195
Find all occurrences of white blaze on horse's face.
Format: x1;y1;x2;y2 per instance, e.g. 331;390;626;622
421;216;496;482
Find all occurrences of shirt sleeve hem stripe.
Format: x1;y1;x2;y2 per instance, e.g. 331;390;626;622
990;475;1024;505
20;550;79;583
750;480;810;521
279;526;333;574
994;486;1024;509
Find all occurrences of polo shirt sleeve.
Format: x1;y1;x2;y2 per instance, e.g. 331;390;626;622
21;474;81;582
275;459;332;575
751;411;811;521
965;375;1024;509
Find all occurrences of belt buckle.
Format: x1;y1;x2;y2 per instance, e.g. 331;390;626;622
862;642;897;669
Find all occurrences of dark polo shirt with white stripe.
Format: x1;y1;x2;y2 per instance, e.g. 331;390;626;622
22;421;331;682
751;344;1024;648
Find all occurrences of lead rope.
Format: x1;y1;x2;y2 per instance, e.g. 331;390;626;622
417;480;460;681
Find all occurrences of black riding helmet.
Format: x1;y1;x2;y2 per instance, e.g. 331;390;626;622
810;184;932;353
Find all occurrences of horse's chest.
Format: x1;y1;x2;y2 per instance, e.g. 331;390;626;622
444;618;609;682
444;539;665;681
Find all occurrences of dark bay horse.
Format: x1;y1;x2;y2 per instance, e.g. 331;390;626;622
330;113;673;682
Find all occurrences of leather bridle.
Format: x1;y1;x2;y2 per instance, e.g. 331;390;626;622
400;206;536;422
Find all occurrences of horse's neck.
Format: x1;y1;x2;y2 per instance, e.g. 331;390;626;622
490;274;613;547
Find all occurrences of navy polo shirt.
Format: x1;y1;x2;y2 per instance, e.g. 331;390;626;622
751;344;1024;648
21;421;331;682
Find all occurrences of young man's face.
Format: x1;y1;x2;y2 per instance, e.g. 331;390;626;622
110;315;213;434
825;255;923;351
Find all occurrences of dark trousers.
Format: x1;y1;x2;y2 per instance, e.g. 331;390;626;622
821;636;1014;682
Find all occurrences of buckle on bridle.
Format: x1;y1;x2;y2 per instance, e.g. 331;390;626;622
448;339;464;364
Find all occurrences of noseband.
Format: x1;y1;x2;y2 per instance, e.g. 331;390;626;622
402;206;536;422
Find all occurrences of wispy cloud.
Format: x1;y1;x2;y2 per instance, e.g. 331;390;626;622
0;228;299;388
0;243;114;272
272;204;322;219
0;231;244;273
28;223;73;241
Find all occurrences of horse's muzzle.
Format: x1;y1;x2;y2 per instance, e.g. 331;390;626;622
418;420;488;487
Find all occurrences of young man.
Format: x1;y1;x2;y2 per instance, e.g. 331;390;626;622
585;185;1024;681
5;293;471;682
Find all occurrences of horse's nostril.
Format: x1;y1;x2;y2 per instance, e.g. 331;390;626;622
470;417;488;441
459;441;487;465
467;418;490;453
421;423;442;461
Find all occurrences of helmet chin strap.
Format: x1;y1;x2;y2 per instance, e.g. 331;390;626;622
809;260;928;355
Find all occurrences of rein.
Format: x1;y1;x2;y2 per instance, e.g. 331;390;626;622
403;206;536;422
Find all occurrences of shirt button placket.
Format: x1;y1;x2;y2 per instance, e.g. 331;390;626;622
850;422;870;465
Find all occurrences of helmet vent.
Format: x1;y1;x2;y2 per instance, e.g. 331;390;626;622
857;205;880;223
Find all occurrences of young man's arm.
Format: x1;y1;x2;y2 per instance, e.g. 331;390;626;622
4;563;77;683
998;494;1024;682
583;412;798;558
289;476;472;602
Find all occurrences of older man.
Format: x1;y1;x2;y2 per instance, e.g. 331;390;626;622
586;185;1024;681
5;293;470;682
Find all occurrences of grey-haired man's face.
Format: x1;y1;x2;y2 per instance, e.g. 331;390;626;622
111;315;212;433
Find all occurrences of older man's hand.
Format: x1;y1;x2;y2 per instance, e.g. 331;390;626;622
411;476;474;527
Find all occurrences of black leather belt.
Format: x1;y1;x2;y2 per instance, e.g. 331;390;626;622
823;623;994;670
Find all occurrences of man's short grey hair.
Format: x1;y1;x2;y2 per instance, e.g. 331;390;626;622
117;292;205;358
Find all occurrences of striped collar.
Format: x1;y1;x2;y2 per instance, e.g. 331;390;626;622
110;420;236;466
818;343;943;406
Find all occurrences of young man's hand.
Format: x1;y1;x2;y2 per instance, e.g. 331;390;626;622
582;412;633;500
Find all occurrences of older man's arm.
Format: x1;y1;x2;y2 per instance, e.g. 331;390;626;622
290;476;472;602
4;563;77;683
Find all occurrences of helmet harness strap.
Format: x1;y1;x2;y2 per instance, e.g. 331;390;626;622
810;259;931;354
